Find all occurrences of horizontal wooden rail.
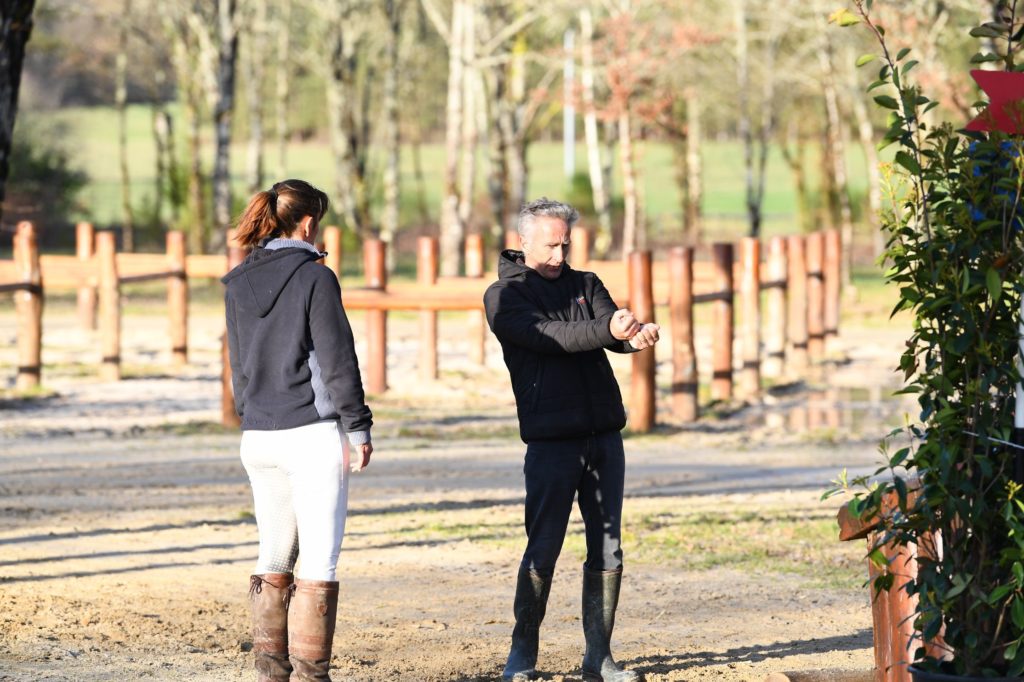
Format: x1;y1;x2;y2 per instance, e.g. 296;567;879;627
0;253;228;288
118;270;186;285
0;282;40;294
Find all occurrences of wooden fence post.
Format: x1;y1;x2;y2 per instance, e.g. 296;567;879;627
629;250;655;432
787;234;809;374
76;221;97;331
323;225;342;280
764;236;788;378
807;231;826;360
739;237;761;399
418;236;439;382
97;231;121;382
571;227;590;270
222;230;245;427
669;246;698;422
14;222;42;391
167;231;188;368
364;239;388;394
824;228;841;348
505;230;519;251
465;234;486;365
711;243;734;401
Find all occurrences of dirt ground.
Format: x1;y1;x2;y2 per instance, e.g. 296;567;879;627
0;291;913;681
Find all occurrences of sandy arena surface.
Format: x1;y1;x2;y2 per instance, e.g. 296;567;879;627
0;293;913;681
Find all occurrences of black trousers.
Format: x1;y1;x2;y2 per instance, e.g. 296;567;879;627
520;431;625;574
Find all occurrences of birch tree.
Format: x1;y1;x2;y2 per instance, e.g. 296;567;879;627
579;5;612;253
115;0;134;250
381;0;406;269
242;0;268;194
211;0;239;247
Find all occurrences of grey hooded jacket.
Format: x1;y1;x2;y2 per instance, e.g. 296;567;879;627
222;240;372;443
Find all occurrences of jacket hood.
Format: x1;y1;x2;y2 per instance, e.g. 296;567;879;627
497;249;571;282
221;247;321;317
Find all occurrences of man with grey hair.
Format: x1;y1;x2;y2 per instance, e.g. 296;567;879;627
484;197;658;682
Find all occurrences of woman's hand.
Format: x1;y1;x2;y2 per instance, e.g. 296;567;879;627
351;442;373;472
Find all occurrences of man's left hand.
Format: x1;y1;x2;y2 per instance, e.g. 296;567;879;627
628;323;661;350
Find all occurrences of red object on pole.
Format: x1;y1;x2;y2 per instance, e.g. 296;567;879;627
966;70;1024;134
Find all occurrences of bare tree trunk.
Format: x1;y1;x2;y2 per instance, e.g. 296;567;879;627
684;87;702;246
381;0;403;272
618;107;637;257
0;0;35;227
185;89;205;254
602;118;616;205
165;16;204;252
323;5;362;237
580;6;612;256
457;0;477;244
820;41;853;288
752;36;778;240
211;0;239;250
411;121;431;227
780;118;811;233
353;51;375;234
274;2;290;179
846;45;882;261
116;0;134;251
244;0;267;195
151;65;172;228
439;0;465;275
484;63;508;245
503;31;529;241
735;0;760;238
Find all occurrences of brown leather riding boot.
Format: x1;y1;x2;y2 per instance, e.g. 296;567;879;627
249;573;294;682
287;579;339;681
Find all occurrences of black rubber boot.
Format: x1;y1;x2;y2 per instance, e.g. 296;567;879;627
581;567;642;682
501;567;553;681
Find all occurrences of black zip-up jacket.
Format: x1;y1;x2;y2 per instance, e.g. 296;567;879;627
222;244;372;438
484;249;636;443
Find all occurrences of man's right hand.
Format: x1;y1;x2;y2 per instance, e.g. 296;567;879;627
610;308;641;340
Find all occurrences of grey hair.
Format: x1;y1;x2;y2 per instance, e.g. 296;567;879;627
517;197;579;240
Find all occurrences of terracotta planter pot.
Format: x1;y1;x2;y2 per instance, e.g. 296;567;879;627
909;666;1024;682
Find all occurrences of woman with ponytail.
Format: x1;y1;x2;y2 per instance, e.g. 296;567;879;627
222;179;373;681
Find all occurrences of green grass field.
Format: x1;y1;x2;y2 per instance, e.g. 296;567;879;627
35;103;878;245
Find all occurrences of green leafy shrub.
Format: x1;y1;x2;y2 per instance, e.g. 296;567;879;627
827;1;1024;676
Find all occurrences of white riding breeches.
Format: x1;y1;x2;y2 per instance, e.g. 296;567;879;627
240;421;350;581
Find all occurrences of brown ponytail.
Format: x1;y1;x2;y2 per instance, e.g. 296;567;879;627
234;179;330;249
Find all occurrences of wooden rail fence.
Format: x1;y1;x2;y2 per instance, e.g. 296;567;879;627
0;222;189;385
2;223;841;434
